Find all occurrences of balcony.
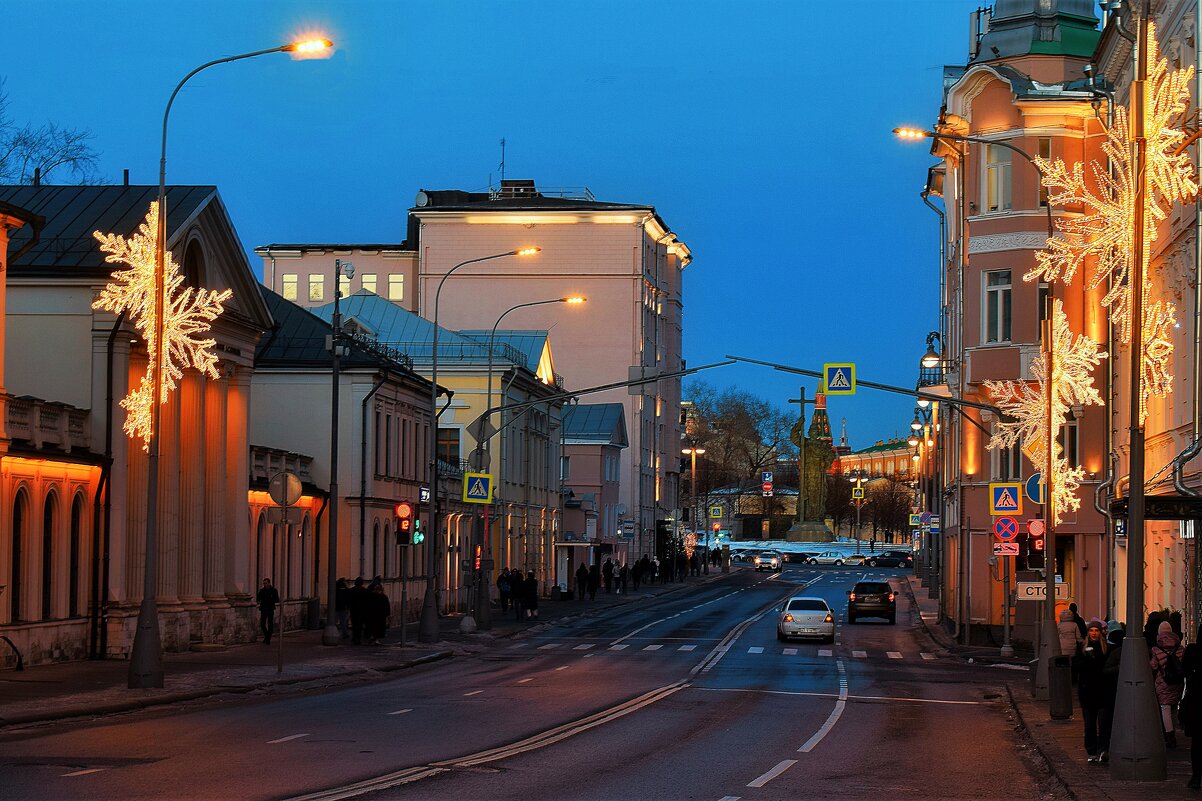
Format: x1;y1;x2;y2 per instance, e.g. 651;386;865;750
250;446;315;486
5;395;91;453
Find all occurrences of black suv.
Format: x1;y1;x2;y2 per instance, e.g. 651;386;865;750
847;581;896;624
865;550;914;568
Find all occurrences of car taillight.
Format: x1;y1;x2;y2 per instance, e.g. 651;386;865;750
824;614;833;623
849;593;856;601
888;592;895;601
783;614;794;622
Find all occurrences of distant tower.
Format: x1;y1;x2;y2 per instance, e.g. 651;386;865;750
808;392;833;442
834;416;852;458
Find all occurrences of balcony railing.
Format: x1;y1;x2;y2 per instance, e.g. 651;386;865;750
5;395;91;453
250;445;315;485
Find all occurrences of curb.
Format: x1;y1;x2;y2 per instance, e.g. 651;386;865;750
0;649;453;729
899;575;954;656
1003;683;1077;801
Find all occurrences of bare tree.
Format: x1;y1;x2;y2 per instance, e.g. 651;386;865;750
824;473;854;532
865;477;913;543
683;380;798;493
0;80;98;184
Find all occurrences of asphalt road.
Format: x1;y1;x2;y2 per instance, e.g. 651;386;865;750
0;565;1047;801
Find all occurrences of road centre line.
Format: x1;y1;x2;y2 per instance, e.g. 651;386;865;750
386;709;413;715
798;660;847;753
747;759;797;788
690;686;985;706
517;678;533;684
62;768;106;777
267;733;311;744
608;590;743;646
555;666;570;671
464;690;485;695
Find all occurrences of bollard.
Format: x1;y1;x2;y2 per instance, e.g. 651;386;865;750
1048;655;1073;720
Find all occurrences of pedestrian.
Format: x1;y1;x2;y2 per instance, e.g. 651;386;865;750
631;559;642;591
689;553;700;577
575;562;588;601
335;578;350;640
367;584;391;644
618;562;629;595
349;577;370;645
524;571;539;619
1183;623;1202;789
1101;620;1123;760
256;578;280;645
1146;610;1166;650
1058;608;1082;658
497;570;511;614
652;556;660;583
513;570;526;621
1151;619;1186;748
603;558;615;593
1075;619;1110;763
1069;602;1087;639
587;564;600;601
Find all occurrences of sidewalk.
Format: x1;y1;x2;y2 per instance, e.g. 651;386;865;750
902;575;1192;799
0;569;731;728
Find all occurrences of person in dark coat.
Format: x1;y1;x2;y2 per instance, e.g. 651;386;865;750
1183;623;1202;789
587;564;600;601
631;560;642;591
1146;611;1166;650
335;578;350;640
256;578;280;645
618;562;629;595
512;570;525;621
1069;603;1087;639
575;563;589;601
1152;620;1186;748
602;558;615;593
497;570;512;614
1074;619;1110;762
349;577;370;644
367;584;391;644
523;572;539;619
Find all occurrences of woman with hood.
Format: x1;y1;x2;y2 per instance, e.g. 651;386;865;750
1074;619;1110;762
1151;619;1186;748
1058;608;1082;660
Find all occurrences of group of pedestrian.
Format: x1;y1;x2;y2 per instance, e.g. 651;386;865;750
497;568;540;619
332;576;391;645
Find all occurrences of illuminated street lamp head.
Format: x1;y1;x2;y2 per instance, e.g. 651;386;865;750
907;432;920;448
515;247;541;256
910;413;922;432
562;296;586;304
285;38;334;53
695;447;706;455
893;127;932;140
921;345;940;369
916;396;932;409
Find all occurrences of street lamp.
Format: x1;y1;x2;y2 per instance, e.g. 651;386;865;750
467;294;585;631
128;36;333;689
682;442;707;573
320;258;353;647
418;248;540;643
851;469;866;551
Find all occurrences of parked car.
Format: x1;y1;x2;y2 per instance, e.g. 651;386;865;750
753;551;782;571
777;596;835;642
806;551;859;566
865;550;914;568
847;580;896;624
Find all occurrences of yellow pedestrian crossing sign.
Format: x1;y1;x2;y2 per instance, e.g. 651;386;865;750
824;363;856;395
989;482;1023;516
463;472;494;504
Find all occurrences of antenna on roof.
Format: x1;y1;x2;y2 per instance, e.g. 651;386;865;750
499;137;506;183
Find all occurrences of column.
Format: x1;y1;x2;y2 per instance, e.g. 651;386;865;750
203;371;228;601
157;377;181;605
225;366;252;598
178;373;205;604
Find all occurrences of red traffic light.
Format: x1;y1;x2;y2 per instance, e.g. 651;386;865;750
1031;537;1044;551
400;518;412;532
712;522;720;531
395;501;414;520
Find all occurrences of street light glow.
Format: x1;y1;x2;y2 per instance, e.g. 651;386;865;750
285;38;334;54
563;296;586;304
515;247;541;256
893;127;931;140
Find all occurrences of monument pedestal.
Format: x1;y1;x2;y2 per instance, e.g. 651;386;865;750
785;520;834;543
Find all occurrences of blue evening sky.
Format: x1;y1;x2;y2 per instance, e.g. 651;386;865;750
6;0;974;449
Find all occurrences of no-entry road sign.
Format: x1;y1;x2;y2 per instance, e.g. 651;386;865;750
993;516;1019;541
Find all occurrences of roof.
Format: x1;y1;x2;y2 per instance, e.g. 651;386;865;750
256;243;412;253
0;184;215;277
562;403;628;448
972;0;1098;62
413;188;652;214
459;330;549;370
850;439;911;456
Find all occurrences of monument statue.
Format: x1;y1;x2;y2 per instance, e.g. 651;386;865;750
786;391;836;542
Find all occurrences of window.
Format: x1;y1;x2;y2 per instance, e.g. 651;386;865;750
308;274;325;302
338;275;351;299
361;274;377;295
561;456;570;481
388;274;405;302
984;270;1012;343
281;273;298;301
993;437;1021;481
437;427;461;467
1038;138;1051;207
984;144;1012;212
1057;419;1081;468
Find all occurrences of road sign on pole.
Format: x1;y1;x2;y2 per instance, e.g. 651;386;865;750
989;482;1023;515
709;505;723;519
993;516;1019;541
1025;473;1045;505
823;363;856;395
1016;582;1068;601
462;473;494;504
762;471;773;483
993;542;1020;556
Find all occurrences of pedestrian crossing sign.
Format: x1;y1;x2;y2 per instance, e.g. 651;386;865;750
824;363;856;395
989;482;1023;516
463;472;494;504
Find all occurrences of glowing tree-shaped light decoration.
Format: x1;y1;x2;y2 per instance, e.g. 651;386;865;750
93;201;232;449
1026;22;1195;423
985;301;1106;524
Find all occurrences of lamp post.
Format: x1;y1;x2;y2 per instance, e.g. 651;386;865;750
128;36;332;689
851;469;866;549
418;248;540;643
468;295;584;631
682;442;706;573
916;331;946;600
321;258;352;647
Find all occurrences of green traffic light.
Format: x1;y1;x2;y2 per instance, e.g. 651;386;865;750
414;531;425;544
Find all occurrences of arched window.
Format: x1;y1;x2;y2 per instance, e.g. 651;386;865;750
70;494;85;618
42;491;57;620
183;239;205;290
10;489;28;622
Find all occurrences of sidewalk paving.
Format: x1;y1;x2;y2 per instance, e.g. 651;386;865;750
0;569;730;728
903;575;1193;799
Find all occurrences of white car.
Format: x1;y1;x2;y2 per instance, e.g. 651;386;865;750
777;596;835;642
807;550;850;566
753;551;782;571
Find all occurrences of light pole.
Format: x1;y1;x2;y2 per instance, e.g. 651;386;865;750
418;248;540;643
852;469;866;548
682;442;706;573
128;36;332;689
468;295;584;631
321;258;353;646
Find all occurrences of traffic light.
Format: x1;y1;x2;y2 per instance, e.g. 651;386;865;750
413;519;425;545
395;501;414;545
1031;537;1044;551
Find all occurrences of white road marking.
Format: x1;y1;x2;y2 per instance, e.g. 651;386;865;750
678;644;697;651
62;768;106;777
267;733;310;744
555;666;570;671
693;687;986;706
387;708;413;716
538;643;560;650
717;797;741;801
584;653;595;658
818;649;833;657
887;651;903;659
517;678;533;684
609;644;629;651
464;690;485;696
798;660;847;753
509;642;529;649
643;644;663;651
852;650;867;658
747;759;797;788
783;648;798;656
748;646;764;654
921;653;937;660
573;643;594;650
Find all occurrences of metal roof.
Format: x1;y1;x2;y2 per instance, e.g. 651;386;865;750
562;403;628;448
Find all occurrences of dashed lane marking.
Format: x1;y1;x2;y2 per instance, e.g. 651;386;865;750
852;650;867;658
887;652;903;659
573;644;594;650
798;660;847;753
267;734;311;744
783;648;798;656
464;690;484;696
609;644;629;651
678;644;697;652
748;646;764;654
921;653;937;660
747;759;797;788
517;678;533;684
62;769;106;777
818;649;833;657
537;643;560;650
643;644;663;651
387;709;413;716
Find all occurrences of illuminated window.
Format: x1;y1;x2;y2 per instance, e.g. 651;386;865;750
984;144;1012;212
1057;419;1081;468
281;274;298;301
338;275;351;299
437;427;460;466
992;431;1021;480
308;274;325;302
984;270;1012;344
388;274;404;302
361;274;377;294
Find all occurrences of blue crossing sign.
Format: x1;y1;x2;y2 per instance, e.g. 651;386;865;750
462;472;494;504
989;482;1023;515
823;363;856;395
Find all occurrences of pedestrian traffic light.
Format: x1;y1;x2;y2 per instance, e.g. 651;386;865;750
1031;537;1044;551
413;519;425;545
395;501;415;544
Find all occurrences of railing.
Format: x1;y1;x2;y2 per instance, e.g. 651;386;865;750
5;395;91;453
250;446;315;485
382;340;529;367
